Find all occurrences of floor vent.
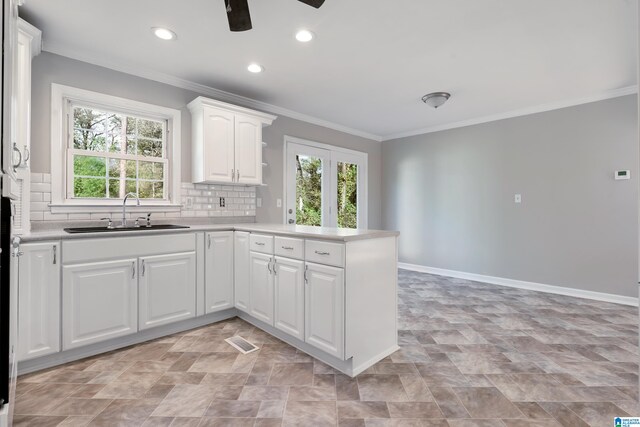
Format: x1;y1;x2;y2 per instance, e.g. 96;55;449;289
225;336;260;354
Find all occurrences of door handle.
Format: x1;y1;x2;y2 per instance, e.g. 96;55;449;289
208;234;211;249
231;169;235;182
281;246;294;250
236;170;240;182
23;145;30;165
11;143;22;172
131;262;136;279
267;259;272;274
273;258;277;276
141;260;146;277
304;264;308;283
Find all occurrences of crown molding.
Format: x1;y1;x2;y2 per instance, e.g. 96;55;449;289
42;41;384;142
382;85;639;141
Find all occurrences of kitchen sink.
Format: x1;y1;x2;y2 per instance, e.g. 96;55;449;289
64;224;191;234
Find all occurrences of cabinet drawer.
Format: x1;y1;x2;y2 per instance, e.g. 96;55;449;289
274;236;304;260
305;240;345;268
250;233;274;254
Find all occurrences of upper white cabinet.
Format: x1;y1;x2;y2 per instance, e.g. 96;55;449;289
139;252;197;330
18;242;60;361
234;231;251;312
188;97;276;185
62;259;138;350
205;231;234;313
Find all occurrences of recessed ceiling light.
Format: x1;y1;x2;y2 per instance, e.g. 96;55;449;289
152;27;177;41
247;63;264;73
295;29;315;42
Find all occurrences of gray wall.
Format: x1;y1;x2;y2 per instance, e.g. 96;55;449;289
382;95;639;298
30;52;382;228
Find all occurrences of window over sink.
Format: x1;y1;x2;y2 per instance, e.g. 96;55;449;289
50;84;182;212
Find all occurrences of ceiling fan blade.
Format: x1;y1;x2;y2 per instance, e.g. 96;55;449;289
297;0;325;8
225;0;252;32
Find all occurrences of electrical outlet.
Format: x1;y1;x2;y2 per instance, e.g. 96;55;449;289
514;194;522;204
219;197;226;207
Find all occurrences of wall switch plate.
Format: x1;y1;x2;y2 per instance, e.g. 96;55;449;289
276;198;282;208
615;170;630;180
514;194;522;204
257;197;262;208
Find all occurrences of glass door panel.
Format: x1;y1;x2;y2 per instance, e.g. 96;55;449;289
286;143;330;227
336;162;358;229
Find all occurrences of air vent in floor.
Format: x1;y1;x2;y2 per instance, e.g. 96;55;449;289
225;336;260;354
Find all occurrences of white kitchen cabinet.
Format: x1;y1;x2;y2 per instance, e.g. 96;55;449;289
274;256;305;341
249;251;274;325
234;231;250;312
205;231;234;313
188;97;276;185
62;259;137;350
139;252;196;330
17;242;60;361
305;262;344;359
234;115;262;185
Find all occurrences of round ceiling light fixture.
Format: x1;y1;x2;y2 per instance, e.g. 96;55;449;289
247;63;264;73
422;92;451;109
295;29;315;42
152;27;177;41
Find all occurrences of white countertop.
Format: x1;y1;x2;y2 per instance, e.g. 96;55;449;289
20;223;399;243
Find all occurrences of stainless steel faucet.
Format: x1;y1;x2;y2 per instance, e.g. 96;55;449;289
121;193;140;227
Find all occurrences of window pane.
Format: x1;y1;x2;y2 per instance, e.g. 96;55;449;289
153;182;164;199
295;155;322;226
125;136;137;155
106;114;123;153
108;179;124;199
73;129;106;151
138;181;164;199
337;162;358;229
108;159;136;179
137;139;163;158
74;177;106;198
138;119;163;139
139;161;164;180
74;155;106;177
73;107;107;151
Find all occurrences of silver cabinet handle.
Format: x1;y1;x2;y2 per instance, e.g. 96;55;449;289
281;246;294;250
11;143;22;172
131;262;136;279
12;236;23;257
141;260;146;277
304;264;308;283
236;170;240;182
52;245;57;264
267;259;272;274
315;250;330;256
208;234;212;249
255;242;265;246
231;169;235;182
23;145;30;164
273;258;277;276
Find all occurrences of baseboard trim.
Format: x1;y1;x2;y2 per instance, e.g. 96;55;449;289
398;262;638;307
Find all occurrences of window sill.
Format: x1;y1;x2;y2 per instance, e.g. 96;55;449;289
49;203;183;214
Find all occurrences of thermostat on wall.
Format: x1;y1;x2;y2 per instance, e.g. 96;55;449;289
615;170;631;180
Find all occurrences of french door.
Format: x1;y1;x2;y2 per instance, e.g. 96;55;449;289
285;137;367;229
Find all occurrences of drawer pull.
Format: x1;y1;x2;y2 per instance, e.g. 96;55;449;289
255;242;265;246
281;246;294;250
315;250;330;256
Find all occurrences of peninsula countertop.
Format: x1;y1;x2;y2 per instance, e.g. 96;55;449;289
19;222;400;243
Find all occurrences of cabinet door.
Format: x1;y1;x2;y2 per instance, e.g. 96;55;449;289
249;251;274;325
234;115;262;185
18;242;60;361
234;231;250;312
62;259;137;350
205;232;234;313
274;257;304;340
139;252;196;330
203;105;235;183
305;262;344;359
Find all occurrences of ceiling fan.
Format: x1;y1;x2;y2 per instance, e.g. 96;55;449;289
224;0;325;32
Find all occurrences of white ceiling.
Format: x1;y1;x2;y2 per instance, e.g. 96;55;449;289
21;0;638;141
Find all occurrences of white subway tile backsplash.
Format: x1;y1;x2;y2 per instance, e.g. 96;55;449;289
31;182;51;193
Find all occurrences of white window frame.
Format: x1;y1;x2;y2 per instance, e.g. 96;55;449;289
283;135;368;229
50;84;182;213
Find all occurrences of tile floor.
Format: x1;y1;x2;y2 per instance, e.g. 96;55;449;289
12;269;640;426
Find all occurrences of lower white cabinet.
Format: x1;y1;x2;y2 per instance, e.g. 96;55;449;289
234;231;250;312
249;251;274;325
18;242;60;361
205;232;234;313
305;262;344;359
274;256;305;340
139;252;196;330
62;259;138;350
